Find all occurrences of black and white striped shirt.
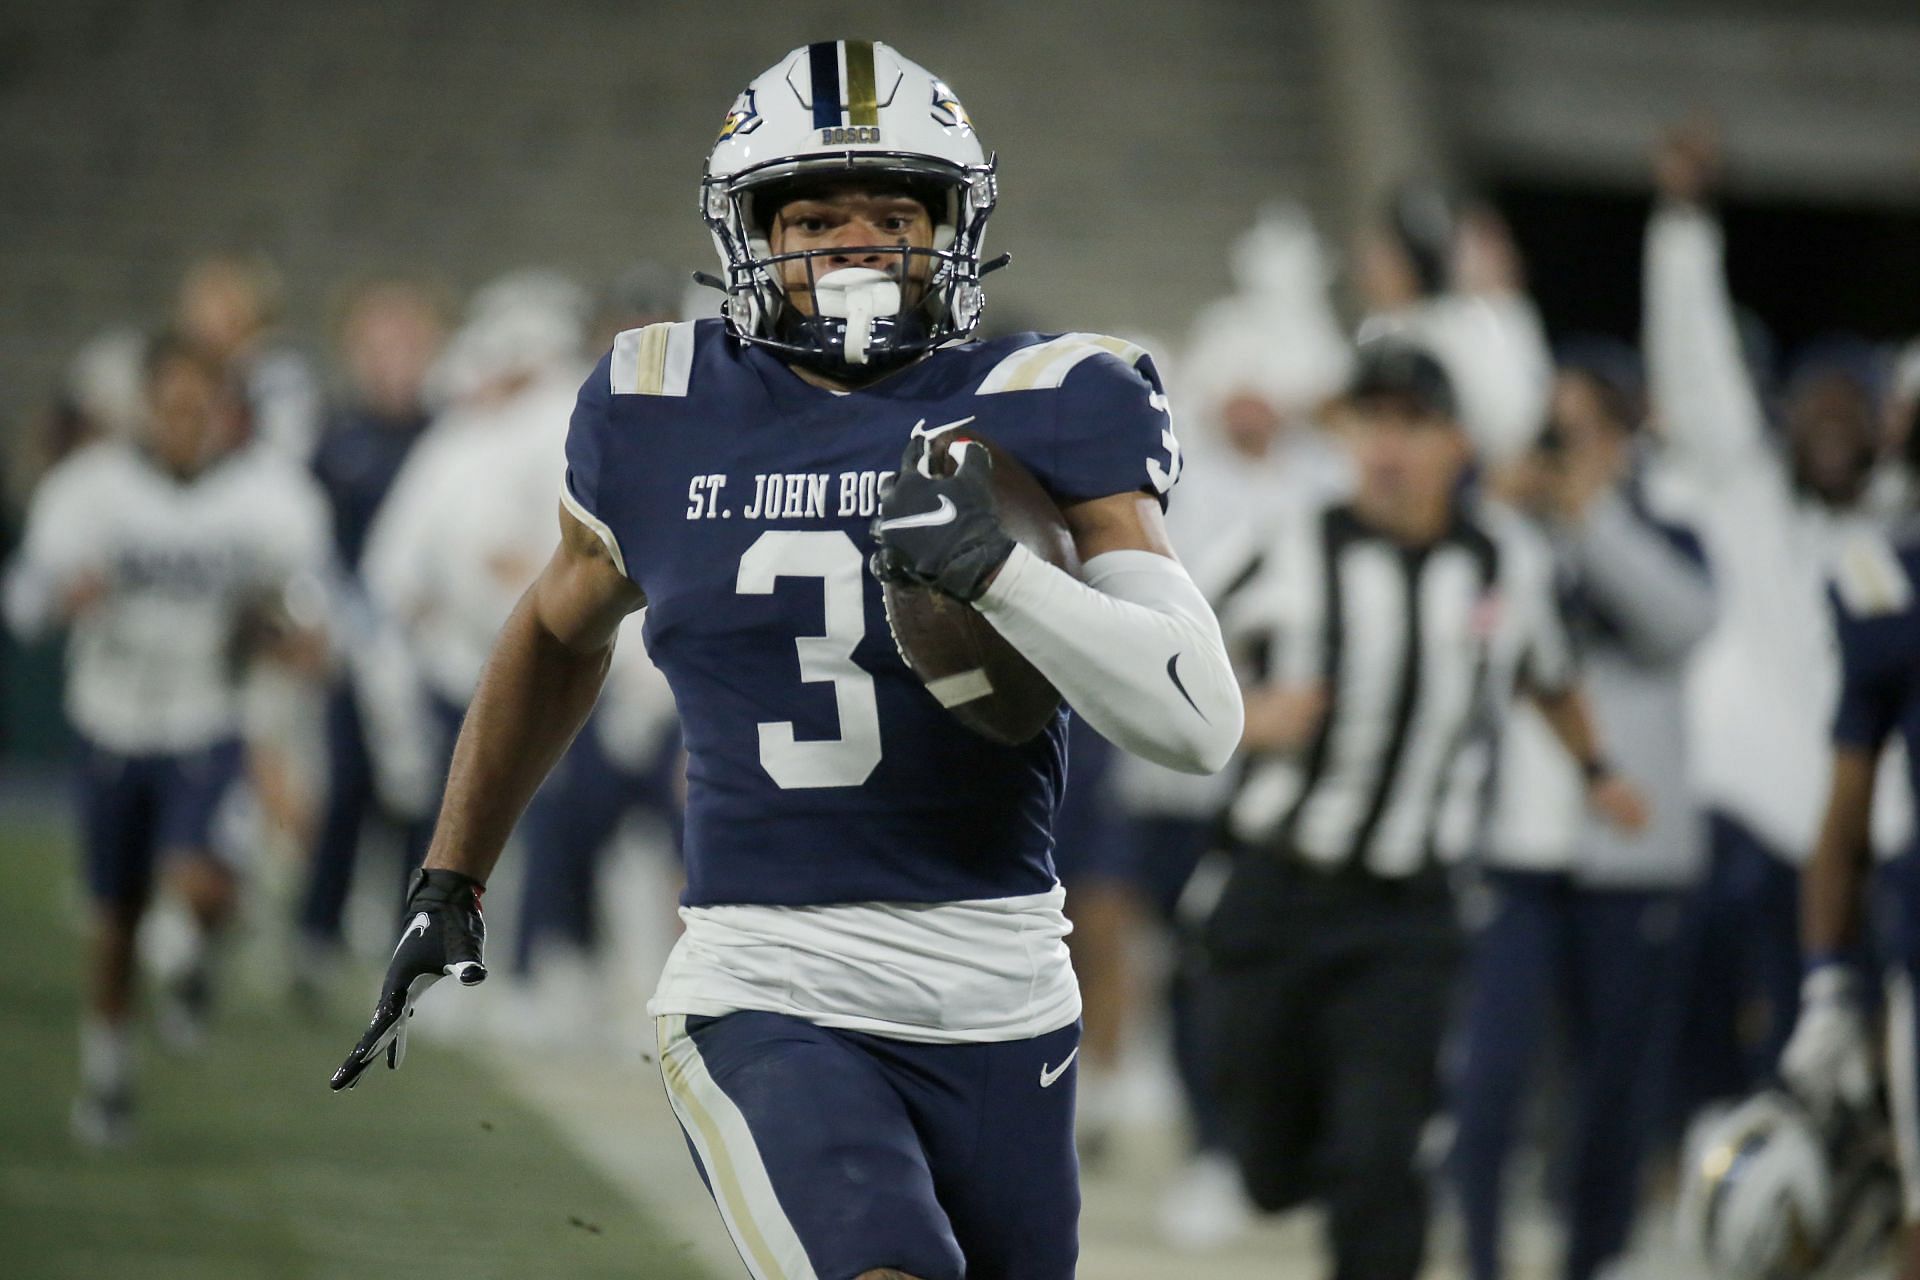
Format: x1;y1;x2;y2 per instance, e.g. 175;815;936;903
1206;495;1574;879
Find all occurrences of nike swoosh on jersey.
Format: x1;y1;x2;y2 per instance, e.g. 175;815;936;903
878;495;958;532
1040;1046;1079;1088
909;415;977;442
1166;653;1206;720
909;416;979;478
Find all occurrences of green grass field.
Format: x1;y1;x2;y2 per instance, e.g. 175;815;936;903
0;819;715;1280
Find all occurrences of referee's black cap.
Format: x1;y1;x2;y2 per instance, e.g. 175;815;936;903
1346;338;1458;423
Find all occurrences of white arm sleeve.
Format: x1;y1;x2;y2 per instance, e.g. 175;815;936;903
973;544;1244;775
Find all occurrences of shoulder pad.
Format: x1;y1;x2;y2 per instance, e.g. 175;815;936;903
976;332;1148;395
608;321;698;397
1833;534;1915;618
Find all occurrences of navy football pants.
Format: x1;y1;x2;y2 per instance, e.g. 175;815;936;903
1203;857;1460;1280
656;1010;1080;1280
77;736;245;906
1448;870;1686;1280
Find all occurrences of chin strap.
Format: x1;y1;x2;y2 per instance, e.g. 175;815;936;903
813;268;902;366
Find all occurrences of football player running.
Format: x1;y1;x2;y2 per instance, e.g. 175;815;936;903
331;41;1242;1280
1781;524;1920;1279
9;333;332;1145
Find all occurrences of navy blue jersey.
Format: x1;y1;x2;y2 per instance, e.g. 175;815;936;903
1830;532;1920;817
564;320;1179;908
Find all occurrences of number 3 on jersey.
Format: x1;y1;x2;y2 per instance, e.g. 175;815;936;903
735;530;883;789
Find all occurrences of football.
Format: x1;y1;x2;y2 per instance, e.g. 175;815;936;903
883;430;1081;745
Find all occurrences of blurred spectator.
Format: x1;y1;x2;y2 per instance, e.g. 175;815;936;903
1198;339;1644;1280
295;279;447;973
510;269;686;1024
1645;125;1914;1121
1151;206;1352;1248
1357;185;1553;467
359;270;589;938
9;330;146;517
4;332;330;1145
1453;353;1716;1280
1177;204;1355;536
176;253;323;462
363;270;587;707
65;328;148;446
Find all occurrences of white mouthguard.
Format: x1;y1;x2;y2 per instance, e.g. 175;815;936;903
813;267;901;366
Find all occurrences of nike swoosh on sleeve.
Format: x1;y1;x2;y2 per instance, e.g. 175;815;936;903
1166;653;1206;720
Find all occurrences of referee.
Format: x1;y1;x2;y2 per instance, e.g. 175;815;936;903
1197;339;1647;1280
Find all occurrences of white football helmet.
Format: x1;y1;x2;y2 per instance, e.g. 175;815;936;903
1678;1090;1899;1280
700;40;998;374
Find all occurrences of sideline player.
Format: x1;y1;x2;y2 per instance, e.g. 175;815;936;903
331;41;1243;1280
1781;523;1920;1279
6;333;331;1145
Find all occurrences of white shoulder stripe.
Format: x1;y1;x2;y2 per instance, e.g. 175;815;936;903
609;321;696;396
661;320;696;396
559;480;629;579
976;332;1148;394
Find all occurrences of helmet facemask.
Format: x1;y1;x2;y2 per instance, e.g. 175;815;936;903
701;154;997;378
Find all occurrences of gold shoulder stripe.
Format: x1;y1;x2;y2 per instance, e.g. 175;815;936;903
1834;536;1914;618
976;332;1149;394
608;322;695;397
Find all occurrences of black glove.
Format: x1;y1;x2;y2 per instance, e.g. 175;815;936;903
330;867;488;1091
871;435;1015;602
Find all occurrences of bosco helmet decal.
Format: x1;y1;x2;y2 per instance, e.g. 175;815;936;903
701;41;999;375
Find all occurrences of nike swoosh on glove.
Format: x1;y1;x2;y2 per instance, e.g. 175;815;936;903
871;435;1015;602
1780;963;1876;1117
330;867;487;1091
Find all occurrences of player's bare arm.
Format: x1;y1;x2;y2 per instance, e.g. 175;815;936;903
1060;488;1176;563
1801;745;1878;959
425;505;644;883
331;505;641;1089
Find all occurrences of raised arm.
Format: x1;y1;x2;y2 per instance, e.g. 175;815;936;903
1643;128;1768;471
